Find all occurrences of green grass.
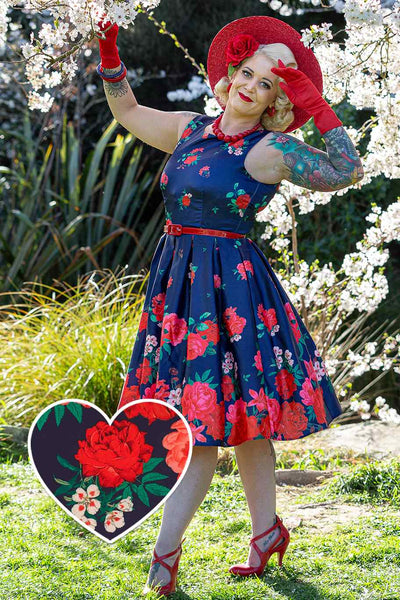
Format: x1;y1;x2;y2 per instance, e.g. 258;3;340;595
1;454;400;600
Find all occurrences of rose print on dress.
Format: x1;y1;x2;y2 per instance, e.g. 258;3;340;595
226;182;252;217
160;171;168;190
28;400;193;542
257;304;280;338
178;190;193;209
222;306;246;342
177;147;204;169
199;165;210;177
160;313;188;360
234;259;254;280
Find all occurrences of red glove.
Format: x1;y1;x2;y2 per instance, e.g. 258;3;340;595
271;59;342;135
95;19;121;69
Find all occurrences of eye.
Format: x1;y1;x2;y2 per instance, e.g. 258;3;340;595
241;70;271;89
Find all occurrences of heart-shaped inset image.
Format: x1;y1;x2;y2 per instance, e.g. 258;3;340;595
28;399;193;543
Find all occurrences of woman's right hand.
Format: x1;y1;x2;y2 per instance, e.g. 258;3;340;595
95;18;121;69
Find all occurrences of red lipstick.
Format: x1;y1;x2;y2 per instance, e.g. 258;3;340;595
238;92;253;103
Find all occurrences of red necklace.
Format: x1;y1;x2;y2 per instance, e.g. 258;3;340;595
211;112;262;143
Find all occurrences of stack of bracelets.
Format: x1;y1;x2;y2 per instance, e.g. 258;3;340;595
96;61;127;82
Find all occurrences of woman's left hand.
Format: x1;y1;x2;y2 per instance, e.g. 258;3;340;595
271;59;343;135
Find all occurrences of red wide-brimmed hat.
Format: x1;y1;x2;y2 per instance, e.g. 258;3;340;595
207;15;323;133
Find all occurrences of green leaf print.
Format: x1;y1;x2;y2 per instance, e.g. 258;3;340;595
137;485;150;507
142;457;165;473
141;472;169;483
67;402;83;423
36;409;50;431
54;404;65;426
56;454;80;472
145;483;171;497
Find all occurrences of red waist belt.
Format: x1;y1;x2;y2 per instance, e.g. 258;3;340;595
163;222;246;239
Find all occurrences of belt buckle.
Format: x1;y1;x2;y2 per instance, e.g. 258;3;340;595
171;223;183;235
165;222;183;236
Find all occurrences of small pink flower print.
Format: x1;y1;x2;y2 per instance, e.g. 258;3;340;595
223;306;246;341
79;515;97;529
71;484;101;518
315;359;325;379
161;313;188;346
227;139;245;154
144;334;158;356
167;276;173;288
104;510;125;533
222;351;234;374
117;497;134;512
214;274;221;288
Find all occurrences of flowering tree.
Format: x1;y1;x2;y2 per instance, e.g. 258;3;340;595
1;0;399;422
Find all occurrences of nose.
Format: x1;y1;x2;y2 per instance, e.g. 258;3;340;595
244;80;257;93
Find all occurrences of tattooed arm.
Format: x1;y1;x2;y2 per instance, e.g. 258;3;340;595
102;66;200;153
265;126;364;192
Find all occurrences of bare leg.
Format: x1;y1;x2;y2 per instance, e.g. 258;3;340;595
233;438;281;567
145;445;218;589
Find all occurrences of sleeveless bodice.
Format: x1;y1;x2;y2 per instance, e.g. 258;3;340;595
160;114;280;235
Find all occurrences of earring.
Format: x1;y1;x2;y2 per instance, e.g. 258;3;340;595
266;105;276;117
227;83;232;93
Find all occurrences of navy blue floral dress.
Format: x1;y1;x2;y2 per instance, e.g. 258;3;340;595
117;114;343;447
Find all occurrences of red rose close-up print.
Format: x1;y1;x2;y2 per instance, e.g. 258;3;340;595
28;400;193;543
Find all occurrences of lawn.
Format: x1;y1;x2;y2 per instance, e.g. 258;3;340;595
1;445;400;600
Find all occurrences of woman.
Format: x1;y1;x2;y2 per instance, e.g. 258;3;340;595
96;15;363;597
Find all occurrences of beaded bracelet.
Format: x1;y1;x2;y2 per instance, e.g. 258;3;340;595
96;61;127;83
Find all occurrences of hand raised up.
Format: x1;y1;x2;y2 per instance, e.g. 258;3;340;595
271;59;342;135
95;16;121;70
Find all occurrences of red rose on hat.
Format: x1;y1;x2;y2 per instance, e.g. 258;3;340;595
225;33;260;68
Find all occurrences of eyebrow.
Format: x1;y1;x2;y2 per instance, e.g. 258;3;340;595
243;67;273;85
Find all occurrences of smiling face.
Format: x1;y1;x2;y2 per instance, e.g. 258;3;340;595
227;53;279;119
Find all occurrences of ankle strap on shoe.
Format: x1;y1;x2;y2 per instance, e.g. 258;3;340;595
152;537;186;564
250;515;282;544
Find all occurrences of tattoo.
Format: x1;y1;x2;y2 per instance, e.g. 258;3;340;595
267;126;364;192
103;78;129;98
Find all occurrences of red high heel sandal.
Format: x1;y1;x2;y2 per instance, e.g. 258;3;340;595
142;537;186;597
229;514;290;577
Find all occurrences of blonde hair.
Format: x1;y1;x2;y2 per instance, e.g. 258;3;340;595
213;43;298;132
